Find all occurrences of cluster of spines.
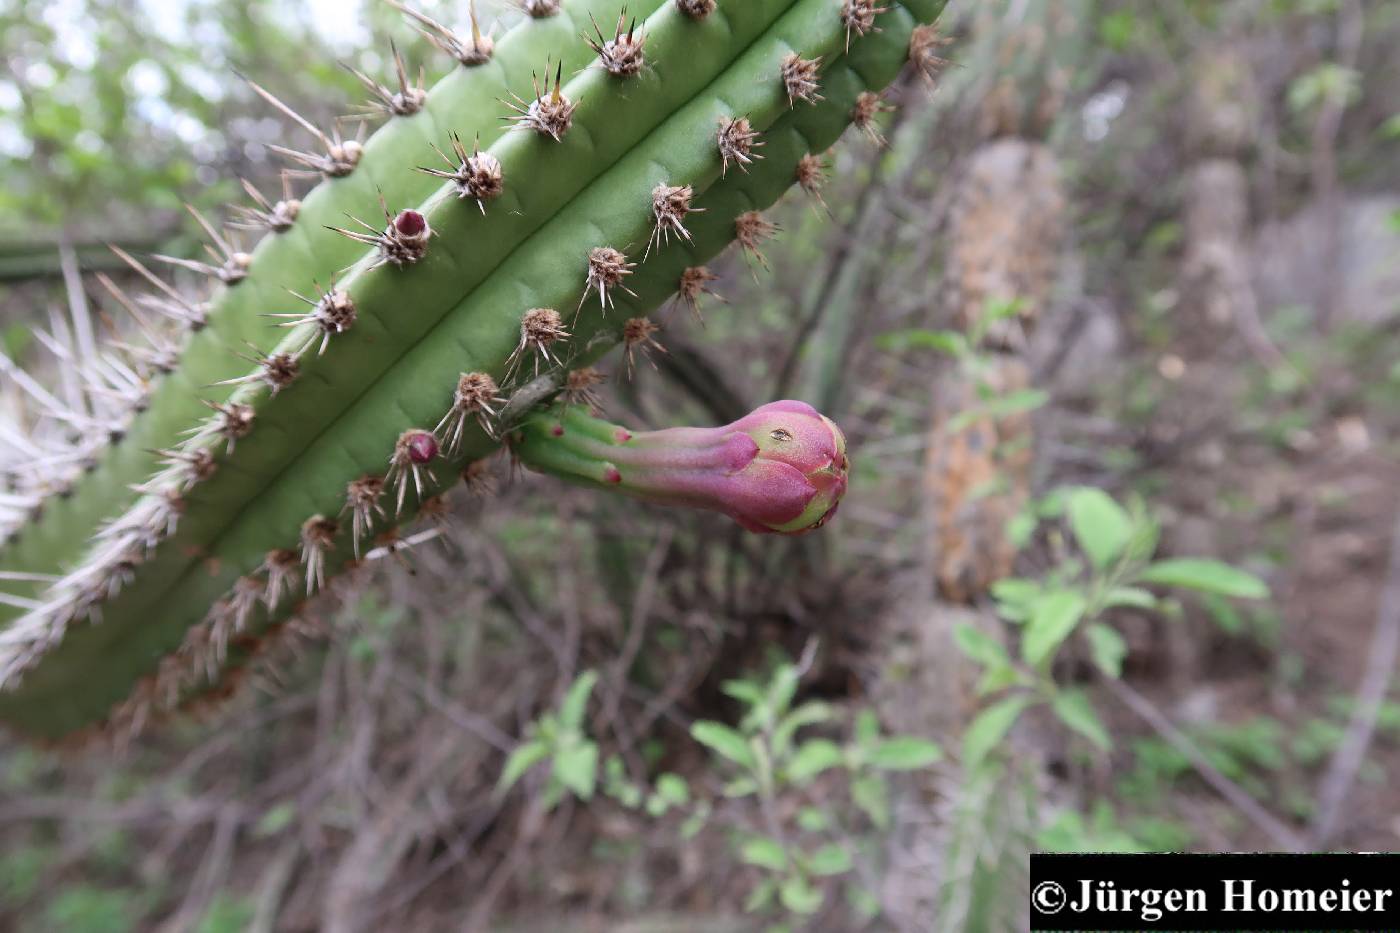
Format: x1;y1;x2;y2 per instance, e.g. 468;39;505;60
0;0;952;742
389;0;496;67
0;236;217;536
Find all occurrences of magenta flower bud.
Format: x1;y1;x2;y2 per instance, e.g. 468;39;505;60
394;209;428;238
405;430;439;464
513;399;848;535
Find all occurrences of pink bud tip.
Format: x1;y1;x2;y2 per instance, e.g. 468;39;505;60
395;209;428;237
551;424;565;437
614;429;633;443
406;431;438;464
604;466;623;484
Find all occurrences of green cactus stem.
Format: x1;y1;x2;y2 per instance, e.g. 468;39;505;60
0;0;669;602
0;0;950;741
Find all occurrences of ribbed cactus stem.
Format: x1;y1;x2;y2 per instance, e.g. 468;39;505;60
513;400;849;535
0;0;952;740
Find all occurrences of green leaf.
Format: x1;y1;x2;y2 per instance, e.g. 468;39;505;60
1123;498;1162;563
745;878;777;913
1085;623;1127;678
982;296;1027;324
846;881;882;920
1098;8;1136;50
602;755;641;807
806;844;853;876
787;739;844;783
766;664;800;721
495;740;550;797
953;622;1010;667
1007;509;1038;549
721;678;766;709
1021;590;1088;667
875;327;967;357
1288;64;1360;114
976;662;1025;697
1200;593;1246;635
254;802;295;837
962;695;1034;769
537;773;565;812
692;721;757;772
559;670;598;731
740;836;788;872
779;875;825;915
773;701;833;759
991;578;1042;622
1036;489;1070;519
680;810;707;840
854;709;880;745
723;777;760;798
1103;586;1158;610
656;773;689;806
613;782;643;810
551;741;598;800
1051;689;1111;751
867;737;944;771
1380;113;1400;140
1066;487;1132;570
797;807;830;832
1138;559;1268;599
851;774;891;830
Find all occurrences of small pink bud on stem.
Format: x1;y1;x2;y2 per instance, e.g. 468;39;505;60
406;430;439;463
394;209;428;238
513;400;849;535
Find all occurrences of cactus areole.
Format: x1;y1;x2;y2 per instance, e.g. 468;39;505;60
0;0;951;741
514;401;849;534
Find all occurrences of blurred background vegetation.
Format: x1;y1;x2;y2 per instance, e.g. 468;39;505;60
1;0;1399;930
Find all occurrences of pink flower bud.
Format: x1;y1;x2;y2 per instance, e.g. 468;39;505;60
405;430;439;464
514;400;848;535
394;209;428;238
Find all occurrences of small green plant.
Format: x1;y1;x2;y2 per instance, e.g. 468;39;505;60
496;669;603;808
957;485;1269;770
495;656;943;928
